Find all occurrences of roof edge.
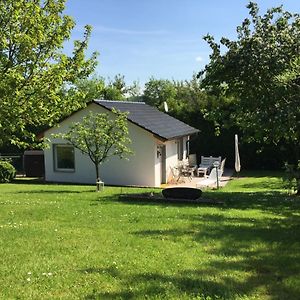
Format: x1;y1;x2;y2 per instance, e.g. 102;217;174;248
93;100;168;141
94;100;199;140
94;99;145;104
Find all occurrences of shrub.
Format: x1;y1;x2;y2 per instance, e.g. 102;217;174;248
0;160;16;183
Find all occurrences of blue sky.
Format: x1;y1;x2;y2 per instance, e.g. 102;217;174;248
65;0;300;86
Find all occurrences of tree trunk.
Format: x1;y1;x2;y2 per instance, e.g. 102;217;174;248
95;163;100;192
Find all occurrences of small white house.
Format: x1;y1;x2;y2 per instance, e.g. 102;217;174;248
43;100;199;187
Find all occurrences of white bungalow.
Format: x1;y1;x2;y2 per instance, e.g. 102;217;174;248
43;100;199;187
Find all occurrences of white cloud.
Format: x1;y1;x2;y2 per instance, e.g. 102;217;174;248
78;25;168;36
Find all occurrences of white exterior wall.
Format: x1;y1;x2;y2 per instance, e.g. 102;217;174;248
165;140;178;182
44;103;158;187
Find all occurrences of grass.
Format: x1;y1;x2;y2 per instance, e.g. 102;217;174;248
0;172;299;299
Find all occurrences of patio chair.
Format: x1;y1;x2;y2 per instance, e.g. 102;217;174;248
196;167;219;188
197;156;212;177
168;166;179;184
167;164;188;184
218;158;226;177
197;156;222;177
209;156;222;167
177;160;194;182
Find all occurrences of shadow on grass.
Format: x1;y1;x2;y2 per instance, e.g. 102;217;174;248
238;181;284;190
89;197;182;208
80;182;300;299
208;190;300;218
83;260;299;299
153;212;299;245
84;271;230;299
234;170;284;178
104;188;299;214
90;193;195;208
106;187;299;298
89;195;123;205
84;207;300;299
12;177;45;184
82;265;230;299
14;189;96;194
115;197;205;208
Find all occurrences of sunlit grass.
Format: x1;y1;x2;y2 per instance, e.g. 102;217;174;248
0;172;299;299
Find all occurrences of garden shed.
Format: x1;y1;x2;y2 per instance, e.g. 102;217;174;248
43;100;199;187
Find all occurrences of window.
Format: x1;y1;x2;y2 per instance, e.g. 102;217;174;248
177;138;183;160
54;144;75;172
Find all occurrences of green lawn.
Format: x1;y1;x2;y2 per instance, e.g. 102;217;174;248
0;172;299;299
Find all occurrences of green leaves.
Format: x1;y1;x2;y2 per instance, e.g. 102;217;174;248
55;110;132;181
0;0;98;148
201;2;300;147
0;160;16;183
143;75;209;114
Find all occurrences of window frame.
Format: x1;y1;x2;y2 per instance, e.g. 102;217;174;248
177;138;184;160
53;144;75;172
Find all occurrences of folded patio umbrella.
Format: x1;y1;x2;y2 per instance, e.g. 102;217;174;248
235;134;241;173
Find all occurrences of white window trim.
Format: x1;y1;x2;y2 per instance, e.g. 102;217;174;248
53;144;75;172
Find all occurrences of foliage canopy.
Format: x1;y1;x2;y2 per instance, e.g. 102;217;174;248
200;2;300;156
0;0;97;147
56;110;132;190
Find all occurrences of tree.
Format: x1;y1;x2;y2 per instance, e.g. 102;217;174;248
102;74;141;101
0;0;97;148
200;2;300;158
56;110;132;191
61;75;106;109
277;57;300;194
143;75;216;125
62;74;142;110
71;76;105;103
143;78;177;109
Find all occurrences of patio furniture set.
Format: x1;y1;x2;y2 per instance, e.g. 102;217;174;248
173;155;226;184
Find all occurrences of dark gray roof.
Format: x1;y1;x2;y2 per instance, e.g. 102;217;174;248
94;100;199;140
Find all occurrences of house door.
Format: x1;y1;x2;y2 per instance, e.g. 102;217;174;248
160;145;166;184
